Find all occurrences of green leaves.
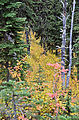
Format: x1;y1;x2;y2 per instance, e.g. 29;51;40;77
0;0;9;5
0;43;13;49
0;79;39;119
0;0;28;81
32;0;62;51
0;28;7;32
6;2;22;9
3;12;16;18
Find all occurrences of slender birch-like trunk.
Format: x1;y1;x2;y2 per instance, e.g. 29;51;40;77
66;0;76;87
61;0;66;88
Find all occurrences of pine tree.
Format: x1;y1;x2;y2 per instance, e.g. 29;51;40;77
17;0;36;55
0;0;26;81
73;1;79;81
32;0;62;53
0;80;35;119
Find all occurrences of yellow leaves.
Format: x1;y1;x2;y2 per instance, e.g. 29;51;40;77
18;76;21;81
12;72;17;78
18;30;79;117
70;113;78;115
71;102;75;106
20;30;61;114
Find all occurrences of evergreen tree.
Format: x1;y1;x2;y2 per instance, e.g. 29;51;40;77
0;0;26;81
33;0;62;54
0;80;35;119
17;0;36;55
73;1;79;81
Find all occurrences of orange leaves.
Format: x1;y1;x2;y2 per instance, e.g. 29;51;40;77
18;30;79;117
26;70;31;77
71;97;76;103
9;57;31;81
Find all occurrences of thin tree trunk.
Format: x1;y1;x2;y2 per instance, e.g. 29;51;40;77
26;31;30;56
12;91;17;120
77;66;79;81
66;0;76;87
6;61;9;82
43;37;47;55
53;73;58;120
61;0;66;88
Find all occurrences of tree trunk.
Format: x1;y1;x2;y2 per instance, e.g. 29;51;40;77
6;61;9;82
77;65;79;81
26;31;30;56
12;91;17;120
66;0;76;87
61;0;66;88
43;36;46;55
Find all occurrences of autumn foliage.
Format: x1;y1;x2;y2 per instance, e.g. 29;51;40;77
0;31;79;120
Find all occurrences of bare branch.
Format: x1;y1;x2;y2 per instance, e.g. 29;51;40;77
59;0;64;7
57;16;63;21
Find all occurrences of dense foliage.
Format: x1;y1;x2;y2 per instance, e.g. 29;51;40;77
32;0;62;53
0;0;79;120
0;0;27;82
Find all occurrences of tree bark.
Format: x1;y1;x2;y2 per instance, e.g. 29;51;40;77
43;36;47;55
61;0;66;88
77;66;79;81
66;0;76;87
26;31;30;56
12;91;17;120
6;61;9;82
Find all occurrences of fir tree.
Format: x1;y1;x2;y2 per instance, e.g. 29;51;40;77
33;0;62;53
0;0;27;81
73;1;79;81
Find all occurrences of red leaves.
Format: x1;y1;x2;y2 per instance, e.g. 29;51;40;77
18;115;28;120
47;63;61;69
61;68;69;73
71;97;76;103
56;103;60;107
47;62;69;73
47;63;55;67
62;106;67;111
46;92;57;99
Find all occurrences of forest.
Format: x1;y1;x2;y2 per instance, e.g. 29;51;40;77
0;0;79;120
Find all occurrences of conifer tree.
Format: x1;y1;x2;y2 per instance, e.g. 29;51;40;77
0;80;35;119
0;0;26;81
17;0;36;55
33;0;62;53
73;1;79;81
